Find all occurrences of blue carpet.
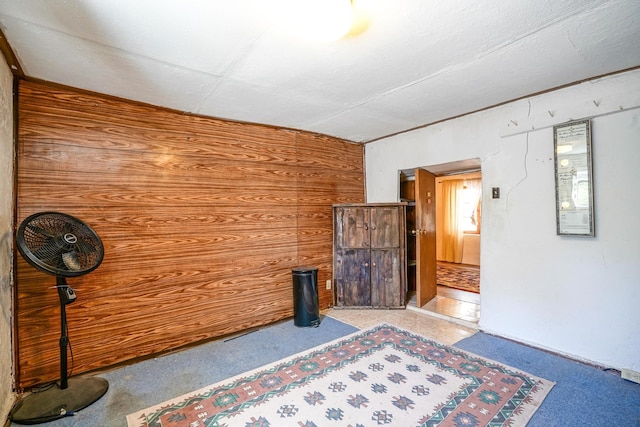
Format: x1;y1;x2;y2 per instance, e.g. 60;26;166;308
13;320;639;426
454;332;640;427
10;316;358;427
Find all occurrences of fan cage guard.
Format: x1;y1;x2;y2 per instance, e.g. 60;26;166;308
17;211;104;277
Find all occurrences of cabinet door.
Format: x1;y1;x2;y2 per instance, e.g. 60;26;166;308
336;206;370;249
370;207;401;248
334;249;371;306
370;249;403;307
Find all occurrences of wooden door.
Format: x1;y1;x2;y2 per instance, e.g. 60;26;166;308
415;169;437;306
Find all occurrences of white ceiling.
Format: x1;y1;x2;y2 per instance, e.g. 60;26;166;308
0;0;638;143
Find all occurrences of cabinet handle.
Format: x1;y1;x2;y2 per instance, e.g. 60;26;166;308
364;262;369;267
372;262;376;267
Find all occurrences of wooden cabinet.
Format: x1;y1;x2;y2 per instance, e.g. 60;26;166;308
333;203;407;308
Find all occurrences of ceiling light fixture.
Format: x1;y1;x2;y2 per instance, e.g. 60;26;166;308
284;0;354;42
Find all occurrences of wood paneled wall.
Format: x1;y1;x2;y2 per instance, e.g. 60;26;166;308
15;80;364;389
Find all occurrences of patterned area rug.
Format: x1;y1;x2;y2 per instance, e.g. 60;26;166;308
437;262;480;294
127;324;553;427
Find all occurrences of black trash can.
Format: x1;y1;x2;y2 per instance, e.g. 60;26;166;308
292;266;321;327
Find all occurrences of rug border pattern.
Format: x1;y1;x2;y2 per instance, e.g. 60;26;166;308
127;323;554;427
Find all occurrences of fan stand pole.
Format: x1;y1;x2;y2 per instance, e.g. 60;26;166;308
57;276;70;390
9;278;109;425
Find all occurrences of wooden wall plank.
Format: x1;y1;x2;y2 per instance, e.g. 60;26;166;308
295;132;365;307
15;81;364;388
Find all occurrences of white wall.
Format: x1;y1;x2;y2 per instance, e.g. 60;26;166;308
366;69;640;372
0;56;15;417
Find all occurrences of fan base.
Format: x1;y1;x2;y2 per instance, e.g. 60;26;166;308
9;376;108;425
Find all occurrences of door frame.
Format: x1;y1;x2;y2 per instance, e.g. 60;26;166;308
400;159;482;309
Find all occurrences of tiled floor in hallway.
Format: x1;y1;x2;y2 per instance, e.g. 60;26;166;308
324;303;477;346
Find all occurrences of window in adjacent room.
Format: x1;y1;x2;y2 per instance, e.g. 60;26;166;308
459;179;481;234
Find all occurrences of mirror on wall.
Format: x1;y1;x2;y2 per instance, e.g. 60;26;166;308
553;119;595;237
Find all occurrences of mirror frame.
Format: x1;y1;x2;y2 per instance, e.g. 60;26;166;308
553;119;595;237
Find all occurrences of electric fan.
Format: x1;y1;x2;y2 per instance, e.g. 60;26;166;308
10;212;108;425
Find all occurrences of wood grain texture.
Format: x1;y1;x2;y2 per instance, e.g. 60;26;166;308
15;81;364;389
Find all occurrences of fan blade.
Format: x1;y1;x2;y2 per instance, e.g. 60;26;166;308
25;223;60;239
62;252;82;271
73;239;97;256
31;240;65;268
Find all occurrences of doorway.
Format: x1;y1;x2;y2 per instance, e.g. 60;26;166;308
400;161;481;325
